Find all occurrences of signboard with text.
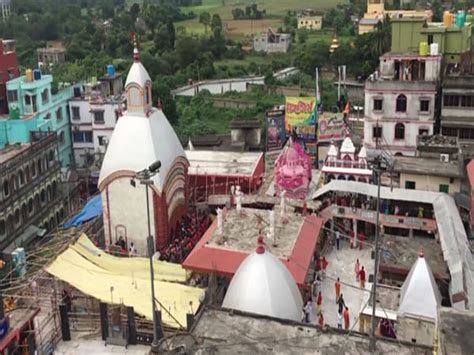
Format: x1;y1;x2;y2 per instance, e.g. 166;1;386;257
266;109;286;151
317;112;345;143
285;97;317;141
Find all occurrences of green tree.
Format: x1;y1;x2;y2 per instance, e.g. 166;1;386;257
297;28;309;44
211;14;222;32
175;36;200;68
199;11;211;33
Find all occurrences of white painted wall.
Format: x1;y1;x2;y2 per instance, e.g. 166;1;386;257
364;88;436;156
397;316;436;347
399;173;461;194
102;178;155;256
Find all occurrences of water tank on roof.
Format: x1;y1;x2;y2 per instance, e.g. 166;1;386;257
419;42;429;56
25;69;33;82
443;11;453;27
107;64;115;76
33;69;42;81
10;105;20;120
456;11;466;28
430;43;439;56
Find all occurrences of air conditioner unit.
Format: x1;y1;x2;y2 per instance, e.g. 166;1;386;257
440;154;449;163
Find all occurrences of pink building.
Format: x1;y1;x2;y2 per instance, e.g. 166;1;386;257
274;139;312;200
322;137;372;183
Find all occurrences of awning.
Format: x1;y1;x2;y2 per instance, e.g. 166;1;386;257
4;225;46;254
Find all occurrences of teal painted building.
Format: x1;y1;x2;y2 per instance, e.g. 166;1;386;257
0;72;76;167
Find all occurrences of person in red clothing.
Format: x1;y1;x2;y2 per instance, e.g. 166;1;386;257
343;307;350;330
335;278;341;302
359;266;366;289
318;312;324;328
316;291;323;314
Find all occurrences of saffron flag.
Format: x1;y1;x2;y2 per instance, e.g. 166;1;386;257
285;97;317;141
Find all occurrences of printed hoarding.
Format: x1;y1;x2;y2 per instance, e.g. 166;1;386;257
285;97;316;141
317;112;345;142
266;109;286;151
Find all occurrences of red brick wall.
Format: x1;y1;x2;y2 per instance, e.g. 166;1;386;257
153;191;169;250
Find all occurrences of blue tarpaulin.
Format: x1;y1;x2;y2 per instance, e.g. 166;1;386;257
63;195;102;228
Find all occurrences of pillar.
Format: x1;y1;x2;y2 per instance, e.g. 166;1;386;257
99;302;109;340
409;228;414;238
353;218;358;248
59;304;71;341
127;306;137;345
153;192;169;250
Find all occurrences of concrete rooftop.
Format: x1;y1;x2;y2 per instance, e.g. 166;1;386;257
208;207;304;258
164;307;432;354
382;235;449;280
393;157;463;178
438;307;474;354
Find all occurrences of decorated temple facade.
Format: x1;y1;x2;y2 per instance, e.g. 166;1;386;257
274;139;312;200
322;137;372;183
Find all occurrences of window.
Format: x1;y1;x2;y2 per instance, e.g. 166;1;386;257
419;129;429;136
93;110;105;123
19;169;25;186
373;99;383;111
0;98;6;110
427;34;434;45
72;131;93;143
394;123;405;140
444;95;460;107
439;184;449;193
461;95;474;107
40;189;46;203
56;107;63;121
442;127;458;137
8;69;15;80
7;90;18;102
14;209;20;225
0;220;4;235
396;94;407;112
71;106;80;120
59;131;65;144
28;198;33;214
420;99;430;112
3;180;9;197
98;136;107;146
373;126;382;139
405;181;416;189
41;88;49;104
44;113;51;120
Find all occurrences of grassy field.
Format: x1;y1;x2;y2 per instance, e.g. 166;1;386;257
173;0;349;38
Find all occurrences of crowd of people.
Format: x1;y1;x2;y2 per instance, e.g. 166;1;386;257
158;209;210;263
320;192;434;219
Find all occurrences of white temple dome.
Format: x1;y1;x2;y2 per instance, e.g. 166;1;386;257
99;45;185;192
98;109;185;191
398;253;441;320
125;60;151;88
327;144;338;157
358;146;367;159
222;245;303;321
340;137;356;154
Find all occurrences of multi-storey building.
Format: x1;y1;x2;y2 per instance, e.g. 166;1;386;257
1;71;78;168
37;41;66;67
0;131;64;253
69;66;124;170
0;0;11;23
0;39;19;115
253;28;291;53
364;52;441;156
358;0;432;35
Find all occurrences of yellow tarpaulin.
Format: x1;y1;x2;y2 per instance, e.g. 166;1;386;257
45;234;203;328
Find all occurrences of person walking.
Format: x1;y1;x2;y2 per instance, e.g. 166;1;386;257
335;230;340;250
303;300;311;323
359;266;366;289
316;291;323;314
313;273;321;297
318;312;324;328
337;293;345;315
337;311;343;329
322;256;328;279
343;307;350;330
335;278;341;302
354;259;360;282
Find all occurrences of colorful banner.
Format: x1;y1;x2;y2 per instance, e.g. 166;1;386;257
317;112;345;142
285;97;317;141
266;109;286;151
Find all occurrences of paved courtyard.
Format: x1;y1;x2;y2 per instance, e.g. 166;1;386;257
55;339;150;354
309;238;375;329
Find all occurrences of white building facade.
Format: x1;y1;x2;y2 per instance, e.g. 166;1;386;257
69;71;124;169
364;53;441;156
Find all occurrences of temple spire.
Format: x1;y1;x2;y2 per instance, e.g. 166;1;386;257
132;33;140;62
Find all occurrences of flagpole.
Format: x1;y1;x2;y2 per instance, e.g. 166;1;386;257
315;67;320;169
